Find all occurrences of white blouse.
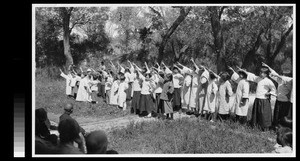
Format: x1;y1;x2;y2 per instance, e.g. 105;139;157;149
246;72;277;99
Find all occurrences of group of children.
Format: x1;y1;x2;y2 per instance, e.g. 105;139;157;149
60;59;293;130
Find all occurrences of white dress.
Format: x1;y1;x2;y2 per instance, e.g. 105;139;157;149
181;74;192;109
109;80;120;105
231;72;250;116
217;80;233;115
60;72;72;95
117;81;129;109
189;72;199;108
76;77;90;102
198;69;209;113
203;80;218;113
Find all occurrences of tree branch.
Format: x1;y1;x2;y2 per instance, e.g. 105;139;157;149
271;24;293;60
149;6;168;29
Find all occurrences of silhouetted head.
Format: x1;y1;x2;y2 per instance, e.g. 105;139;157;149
85;130;108;154
276;126;292;147
36;108;48;123
58;118;80;144
64;103;74;114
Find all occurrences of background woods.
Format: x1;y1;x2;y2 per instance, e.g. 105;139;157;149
35;5;293;77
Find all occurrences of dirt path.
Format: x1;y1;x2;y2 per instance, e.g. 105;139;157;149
48;94;276;134
48;112;193;135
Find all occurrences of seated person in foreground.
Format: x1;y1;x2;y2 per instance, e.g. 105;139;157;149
57;118;86;154
85;130;118;154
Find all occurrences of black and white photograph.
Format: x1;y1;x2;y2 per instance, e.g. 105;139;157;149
32;4;295;157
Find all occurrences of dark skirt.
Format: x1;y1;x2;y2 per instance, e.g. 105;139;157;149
132;91;141;112
273;100;292;127
157;99;164;114
235;115;247;125
173;88;182;109
97;84;105;97
250;98;272;129
217;114;229;122
155;93;161;113
139;94;154;114
126;82;133;100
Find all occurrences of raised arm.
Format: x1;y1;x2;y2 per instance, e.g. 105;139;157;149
144;62;150;73
128;60;135;73
237;66;259;83
136;66;145;81
173;64;184;74
133;62;142;72
228;66;240;83
59;68;69;79
190;58;200;73
110;60;116;69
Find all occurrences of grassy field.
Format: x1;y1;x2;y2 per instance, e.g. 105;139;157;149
107;117;276;154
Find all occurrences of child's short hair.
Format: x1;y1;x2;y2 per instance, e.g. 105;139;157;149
220;72;230;81
276;126;292;147
209;72;217;80
166;73;173;81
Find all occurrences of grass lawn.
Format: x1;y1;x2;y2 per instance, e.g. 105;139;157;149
107;117;277;154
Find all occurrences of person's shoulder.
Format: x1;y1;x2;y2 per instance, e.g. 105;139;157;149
106;149;118;154
57;144;84;154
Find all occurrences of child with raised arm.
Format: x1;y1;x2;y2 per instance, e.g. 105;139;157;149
117;73;129;110
109;73;120;106
216;72;233;122
172;65;184;113
244;65;277;131
188;59;200;115
175;62;192;114
152;69;165;117
59;68;72;98
228;66;250;124
160;73;175;120
204;70;219;122
76;69;92;102
137;68;156;117
262;63;293;129
105;71;114;104
197;63;210;118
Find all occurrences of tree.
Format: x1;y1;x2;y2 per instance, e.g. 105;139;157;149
156;6;192;63
59;7;74;69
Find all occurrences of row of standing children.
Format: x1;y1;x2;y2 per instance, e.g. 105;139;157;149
60;59;293;132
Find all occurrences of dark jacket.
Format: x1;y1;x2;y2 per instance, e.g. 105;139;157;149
59;113;86;135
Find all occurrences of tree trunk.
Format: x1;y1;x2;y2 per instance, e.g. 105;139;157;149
208;6;225;74
157;7;192;64
269;24;293;68
241;28;264;70
61;7;74;69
